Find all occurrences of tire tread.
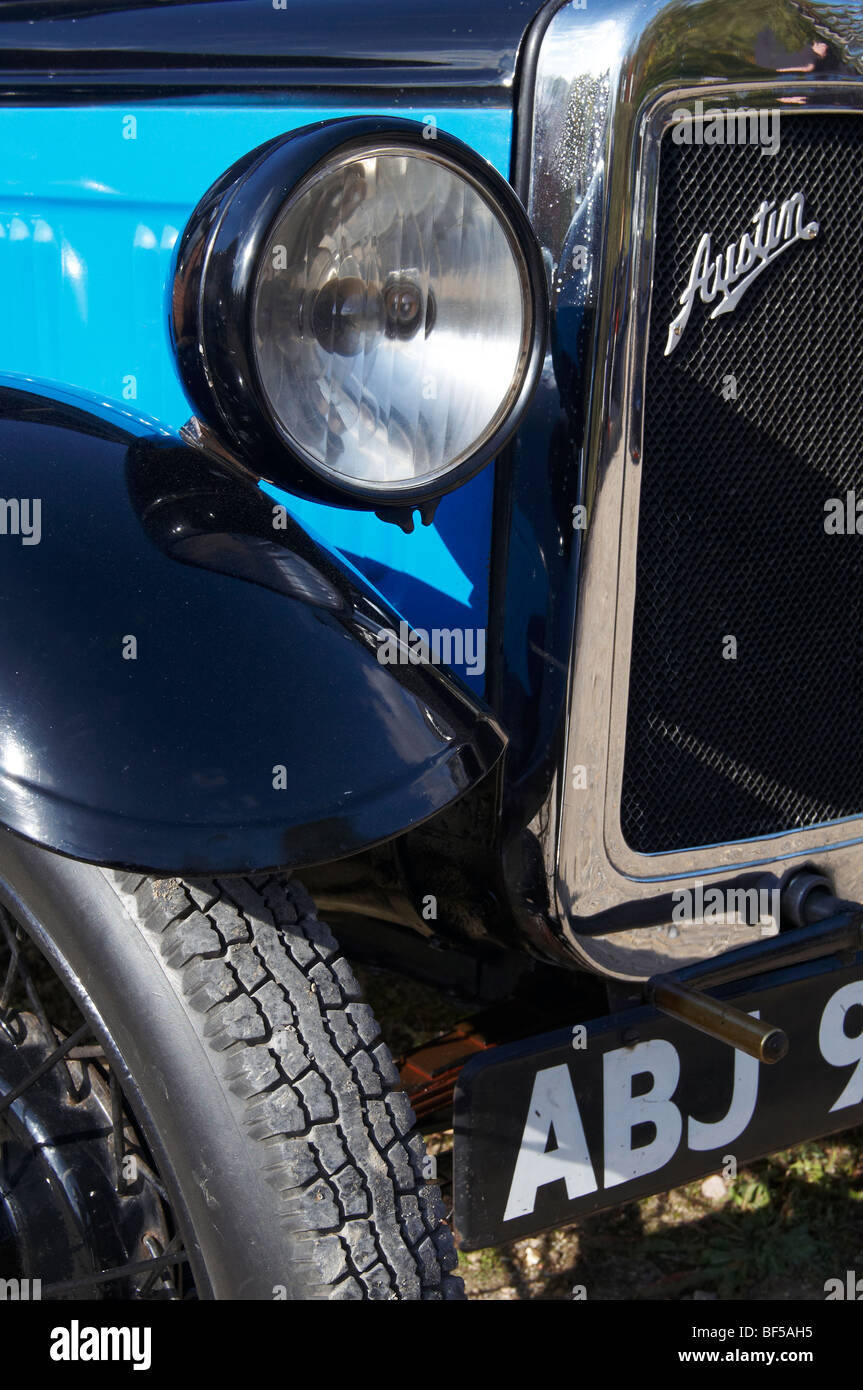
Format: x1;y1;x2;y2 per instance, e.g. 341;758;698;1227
107;870;462;1301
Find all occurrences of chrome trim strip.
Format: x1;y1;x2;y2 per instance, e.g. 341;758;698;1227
525;1;863;977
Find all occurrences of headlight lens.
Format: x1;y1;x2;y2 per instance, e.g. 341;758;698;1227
172;119;546;510
252;148;529;491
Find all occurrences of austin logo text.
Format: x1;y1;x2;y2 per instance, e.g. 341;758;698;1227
665;192;818;355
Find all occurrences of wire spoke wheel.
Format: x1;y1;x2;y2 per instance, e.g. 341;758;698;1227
0;907;192;1300
0;839;461;1300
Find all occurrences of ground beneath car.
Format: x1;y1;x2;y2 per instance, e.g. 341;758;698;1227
357;963;863;1301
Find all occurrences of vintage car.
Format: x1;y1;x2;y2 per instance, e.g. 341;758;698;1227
0;0;861;1303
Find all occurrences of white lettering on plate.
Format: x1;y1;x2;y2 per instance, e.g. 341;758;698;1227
818;981;863;1112
503;983;863;1222
503;1064;597;1221
688;1012;761;1150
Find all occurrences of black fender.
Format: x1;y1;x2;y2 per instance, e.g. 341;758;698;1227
0;381;505;873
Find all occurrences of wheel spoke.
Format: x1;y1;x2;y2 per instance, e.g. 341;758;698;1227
41;1246;190;1300
140;1168;170;1204
0;906;190;1298
0;912;51;1034
0;910;81;1097
138;1231;185;1298
0;921;21;1015
110;1070;126;1193
0;1021;90;1116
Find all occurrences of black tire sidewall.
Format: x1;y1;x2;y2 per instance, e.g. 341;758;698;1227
0;832;310;1299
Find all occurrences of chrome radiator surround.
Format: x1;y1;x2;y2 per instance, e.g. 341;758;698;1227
523;0;863;978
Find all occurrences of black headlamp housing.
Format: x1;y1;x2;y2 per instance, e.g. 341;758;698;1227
171;116;548;512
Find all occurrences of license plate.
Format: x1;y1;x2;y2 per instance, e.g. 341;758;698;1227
453;955;863;1249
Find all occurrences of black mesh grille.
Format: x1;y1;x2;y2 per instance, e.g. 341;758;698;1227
621;113;863;853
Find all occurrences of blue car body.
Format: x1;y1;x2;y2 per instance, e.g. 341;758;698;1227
0;103;512;694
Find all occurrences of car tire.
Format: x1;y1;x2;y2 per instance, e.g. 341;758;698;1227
0;835;463;1300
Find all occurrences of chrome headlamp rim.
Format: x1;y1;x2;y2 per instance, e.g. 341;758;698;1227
171;116;548;510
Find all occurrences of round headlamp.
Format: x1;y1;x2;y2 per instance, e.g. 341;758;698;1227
172;118;547;512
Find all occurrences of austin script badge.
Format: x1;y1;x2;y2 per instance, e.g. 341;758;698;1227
665;192;819;355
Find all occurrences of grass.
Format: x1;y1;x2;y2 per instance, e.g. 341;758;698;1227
454;1133;863;1300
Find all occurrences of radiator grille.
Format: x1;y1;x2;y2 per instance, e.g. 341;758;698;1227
621;113;863;853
